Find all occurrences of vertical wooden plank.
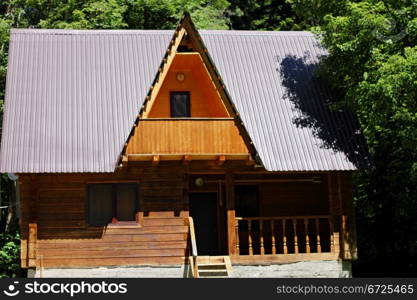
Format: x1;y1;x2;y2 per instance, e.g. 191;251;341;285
270;220;276;255
248;220;253;255
136;211;144;226
304;218;310;253
225;172;236;255
28;223;37;268
20;239;28;269
336;172;344;258
329;218;335;253
315;218;322;253
260;220;265;255
28;176;38;268
218;180;226;253
235;219;240;255
183;171;190;218
339;172;358;260
341;214;349;259
333;228;341;255
293;219;299;254
18;177;29;268
328;172;342;258
282;219;288;254
128;120;248;155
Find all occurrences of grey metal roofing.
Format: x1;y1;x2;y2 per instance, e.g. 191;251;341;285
0;28;367;173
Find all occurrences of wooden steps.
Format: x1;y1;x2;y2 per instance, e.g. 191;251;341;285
196;256;232;278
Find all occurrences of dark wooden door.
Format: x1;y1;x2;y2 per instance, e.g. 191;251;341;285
189;193;219;255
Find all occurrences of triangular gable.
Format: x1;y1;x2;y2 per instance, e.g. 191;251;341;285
147;52;230;118
120;14;260;164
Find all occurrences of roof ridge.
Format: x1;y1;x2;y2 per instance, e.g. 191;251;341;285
199;30;315;36
10;28;174;35
10;28;315;37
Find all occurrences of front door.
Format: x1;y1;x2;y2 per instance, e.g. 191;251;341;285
189;193;219;255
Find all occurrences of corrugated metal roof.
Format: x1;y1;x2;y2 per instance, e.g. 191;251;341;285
0;29;367;173
0;29;173;172
200;30;367;171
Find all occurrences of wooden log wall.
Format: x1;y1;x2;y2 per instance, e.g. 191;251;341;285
19;165;189;268
18;164;357;268
259;181;329;217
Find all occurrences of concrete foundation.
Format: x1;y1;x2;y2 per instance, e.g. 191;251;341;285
35;265;186;278
231;260;352;278
34;260;351;278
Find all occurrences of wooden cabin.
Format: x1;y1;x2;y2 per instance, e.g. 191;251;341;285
0;15;367;278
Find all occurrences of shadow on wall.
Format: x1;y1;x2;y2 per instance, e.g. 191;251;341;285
279;54;371;169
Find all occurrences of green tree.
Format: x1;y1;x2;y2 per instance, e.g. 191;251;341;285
0;231;20;278
228;0;303;30
291;0;417;275
38;0;128;29
125;0;230;30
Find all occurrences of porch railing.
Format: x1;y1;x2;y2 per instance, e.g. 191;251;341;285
234;216;340;256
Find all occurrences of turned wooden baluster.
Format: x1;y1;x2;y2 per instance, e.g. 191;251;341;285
235;220;240;255
315;218;322;253
270;220;276;255
260;220;265;255
282;219;288;254
248;220;253;255
304;218;310;253
329;218;334;252
293;219;299;254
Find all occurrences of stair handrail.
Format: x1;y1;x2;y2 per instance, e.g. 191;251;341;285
188;216;198;278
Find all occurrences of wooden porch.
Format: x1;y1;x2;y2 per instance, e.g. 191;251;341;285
22;169;356;272
187;172;356;267
186;214;350;277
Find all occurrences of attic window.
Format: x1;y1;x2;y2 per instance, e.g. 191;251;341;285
170;91;190;117
177;45;195;52
177;35;195;52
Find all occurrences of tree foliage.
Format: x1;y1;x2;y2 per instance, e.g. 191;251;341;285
0;0;417;277
227;0;303;30
0;231;20;278
290;0;417;275
124;0;231;30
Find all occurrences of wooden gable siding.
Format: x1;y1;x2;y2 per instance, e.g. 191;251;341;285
125;51;249;157
148;53;229;118
125;119;249;156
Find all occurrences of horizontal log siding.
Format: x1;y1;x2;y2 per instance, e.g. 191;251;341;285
19;166;188;268
18;166;356;268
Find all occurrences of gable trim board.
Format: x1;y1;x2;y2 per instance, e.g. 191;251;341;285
0;18;368;173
